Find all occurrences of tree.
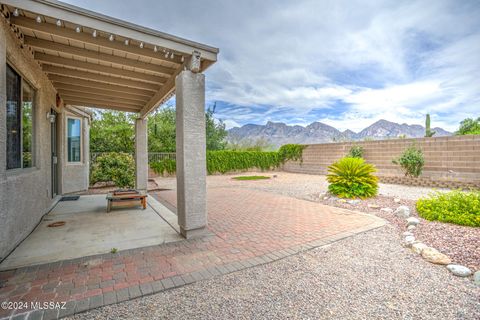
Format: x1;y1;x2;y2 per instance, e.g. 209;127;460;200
456;117;480;135
90;111;135;153
205;103;228;151
148;106;176;152
90;104;228;153
425;114;435;137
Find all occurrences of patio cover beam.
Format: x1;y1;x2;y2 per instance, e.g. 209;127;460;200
61;94;142;109
48;74;154;98
35;53;166;84
139;63;186;118
53;83;149;103
42;65;161;91
63;98;142;113
25;37;175;76
57;89;146;106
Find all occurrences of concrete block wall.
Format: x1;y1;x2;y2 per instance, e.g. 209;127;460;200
283;135;480;188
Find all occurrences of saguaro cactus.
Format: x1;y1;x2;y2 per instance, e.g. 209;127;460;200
425;114;436;137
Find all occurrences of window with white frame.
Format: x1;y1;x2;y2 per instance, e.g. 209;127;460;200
67;117;82;163
6;64;35;170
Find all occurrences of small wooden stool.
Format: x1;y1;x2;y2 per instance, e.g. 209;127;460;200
106;190;147;213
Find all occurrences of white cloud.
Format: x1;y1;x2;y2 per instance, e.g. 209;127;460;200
344;81;442;113
223;119;241;130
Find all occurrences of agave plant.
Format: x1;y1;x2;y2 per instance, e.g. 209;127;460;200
327;157;378;199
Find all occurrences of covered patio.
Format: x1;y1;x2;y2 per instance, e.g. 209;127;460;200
1;0;218;238
0;195;182;271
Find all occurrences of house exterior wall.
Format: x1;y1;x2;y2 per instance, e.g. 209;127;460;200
60;109;90;194
0;18;89;260
283;135;480;189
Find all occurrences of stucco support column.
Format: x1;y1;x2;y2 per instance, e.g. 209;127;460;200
135;118;148;190
175;70;207;238
0;26;6;180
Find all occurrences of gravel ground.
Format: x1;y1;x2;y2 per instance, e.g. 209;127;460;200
70;226;480;320
153;171;444;201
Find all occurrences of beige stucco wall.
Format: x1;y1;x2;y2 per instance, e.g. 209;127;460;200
283;135;480;188
0;18;89;260
60;108;90;194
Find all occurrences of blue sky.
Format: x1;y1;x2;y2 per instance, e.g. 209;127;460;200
63;0;480;132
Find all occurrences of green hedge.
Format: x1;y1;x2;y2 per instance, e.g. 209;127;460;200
150;145;305;176
150;158;176;176
416;190;480;227
207;150;280;174
278;144;305;163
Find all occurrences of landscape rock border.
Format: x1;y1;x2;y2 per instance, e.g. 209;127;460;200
318;192;478;284
392;205;475;282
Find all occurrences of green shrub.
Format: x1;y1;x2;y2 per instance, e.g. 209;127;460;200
327;157;378;199
416;190;480;227
207;150;280;174
90;152;135;188
347;145;364;158
278;144;305;163
392;145;425;177
456;117;480;135
150;158;176;176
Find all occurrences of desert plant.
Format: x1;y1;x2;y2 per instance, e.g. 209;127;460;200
90;152;135;188
327;157;378;199
425;114;436;137
392;145;425;177
278;144;305;163
416;190;480;227
347;145;364;158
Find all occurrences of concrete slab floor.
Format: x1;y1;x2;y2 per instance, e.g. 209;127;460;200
0;195;182;271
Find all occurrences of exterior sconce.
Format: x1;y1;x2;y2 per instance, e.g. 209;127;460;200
47;111;56;123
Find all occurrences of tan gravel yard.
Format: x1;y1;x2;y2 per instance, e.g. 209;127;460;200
154;171;445;201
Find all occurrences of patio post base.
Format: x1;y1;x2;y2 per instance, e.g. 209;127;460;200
180;226;209;239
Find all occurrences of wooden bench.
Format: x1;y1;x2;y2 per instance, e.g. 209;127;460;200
106;190;147;213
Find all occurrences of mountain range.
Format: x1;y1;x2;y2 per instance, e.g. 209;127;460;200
228;119;451;148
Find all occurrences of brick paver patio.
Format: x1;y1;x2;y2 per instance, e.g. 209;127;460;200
0;188;384;320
